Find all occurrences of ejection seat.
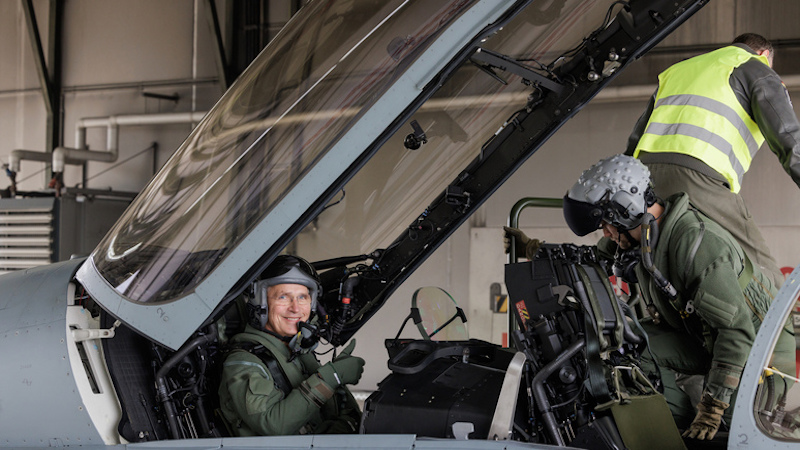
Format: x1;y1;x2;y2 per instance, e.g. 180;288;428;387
501;197;683;448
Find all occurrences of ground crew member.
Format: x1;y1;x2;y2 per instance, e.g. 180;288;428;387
561;154;796;440
627;33;800;288
218;255;364;436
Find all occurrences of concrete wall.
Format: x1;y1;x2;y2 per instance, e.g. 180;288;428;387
1;0;798;392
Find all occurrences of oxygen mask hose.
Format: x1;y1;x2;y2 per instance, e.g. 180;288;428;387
640;213;678;299
332;276;359;344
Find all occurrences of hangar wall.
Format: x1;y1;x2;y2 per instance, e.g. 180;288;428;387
1;0;799;392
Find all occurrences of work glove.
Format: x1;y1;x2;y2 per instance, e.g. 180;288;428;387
336;338;357;359
503;226;543;260
318;339;365;387
682;393;729;440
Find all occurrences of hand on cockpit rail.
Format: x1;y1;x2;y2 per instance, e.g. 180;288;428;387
503;226;543;260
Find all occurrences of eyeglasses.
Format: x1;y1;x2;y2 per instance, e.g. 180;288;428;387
270;292;312;307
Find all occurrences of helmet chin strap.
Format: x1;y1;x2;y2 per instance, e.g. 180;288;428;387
257;308;269;330
619;227;638;249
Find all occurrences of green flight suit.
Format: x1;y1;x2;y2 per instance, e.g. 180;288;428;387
601;193;795;427
218;324;361;436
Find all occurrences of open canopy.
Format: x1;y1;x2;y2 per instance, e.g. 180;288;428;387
76;0;708;350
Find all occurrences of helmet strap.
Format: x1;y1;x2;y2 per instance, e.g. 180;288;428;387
618;227;639;248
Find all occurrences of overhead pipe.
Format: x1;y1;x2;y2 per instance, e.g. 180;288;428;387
9;149;51;173
67;111;209;170
5;149;53;195
52;111;207;194
7;111;207;195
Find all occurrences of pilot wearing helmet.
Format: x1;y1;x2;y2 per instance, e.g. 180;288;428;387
217;255;364;436
506;154;795;440
553;154;795;440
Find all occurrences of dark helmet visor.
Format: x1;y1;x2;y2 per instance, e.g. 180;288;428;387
262;254;320;282
562;194;604;236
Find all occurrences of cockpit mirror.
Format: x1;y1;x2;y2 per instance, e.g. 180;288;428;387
412;286;468;341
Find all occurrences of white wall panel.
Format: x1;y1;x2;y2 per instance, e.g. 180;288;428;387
0;1;43;92
62;0;213;85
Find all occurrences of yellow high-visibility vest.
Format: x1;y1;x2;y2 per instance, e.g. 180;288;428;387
634;46;770;193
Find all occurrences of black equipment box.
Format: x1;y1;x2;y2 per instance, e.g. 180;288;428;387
361;339;526;439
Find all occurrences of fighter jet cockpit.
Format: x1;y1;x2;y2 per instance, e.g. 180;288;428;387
72;0;679;385
11;0;800;449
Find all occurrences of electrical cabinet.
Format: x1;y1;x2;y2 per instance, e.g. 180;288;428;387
0;194;130;274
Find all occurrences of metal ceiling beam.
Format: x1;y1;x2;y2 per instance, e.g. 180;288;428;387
48;0;63;154
205;0;229;90
21;0;54;118
21;0;63;181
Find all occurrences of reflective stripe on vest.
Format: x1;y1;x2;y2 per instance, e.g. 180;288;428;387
634;46;769;193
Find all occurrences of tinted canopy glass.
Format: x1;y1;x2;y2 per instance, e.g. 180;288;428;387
91;1;478;304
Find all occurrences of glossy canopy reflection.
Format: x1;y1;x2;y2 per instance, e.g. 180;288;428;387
92;1;478;304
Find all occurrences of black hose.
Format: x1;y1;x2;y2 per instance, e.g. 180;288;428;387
616;300;642;345
532;340;585;446
190;348;214;437
155;325;217;439
640;214;677;299
313;254;371;271
190;380;213;437
765;374;775;413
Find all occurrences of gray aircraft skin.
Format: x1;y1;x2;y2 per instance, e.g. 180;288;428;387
3;0;798;448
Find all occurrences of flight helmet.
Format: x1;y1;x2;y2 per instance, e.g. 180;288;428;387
563;154;655;236
249;255;321;329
